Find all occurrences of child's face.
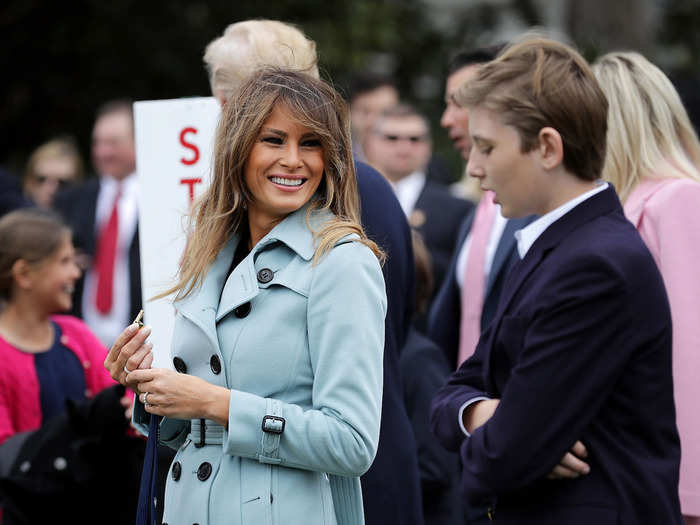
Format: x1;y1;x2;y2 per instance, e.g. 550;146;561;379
28;236;81;314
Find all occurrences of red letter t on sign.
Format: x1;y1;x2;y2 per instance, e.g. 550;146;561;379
180;127;200;166
180;178;202;203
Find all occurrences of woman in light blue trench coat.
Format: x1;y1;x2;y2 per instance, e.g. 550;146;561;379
105;69;387;525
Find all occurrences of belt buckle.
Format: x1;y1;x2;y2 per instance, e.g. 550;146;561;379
195;418;206;448
262;415;285;434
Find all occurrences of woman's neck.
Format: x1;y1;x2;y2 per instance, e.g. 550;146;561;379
247;212;283;248
0;299;54;353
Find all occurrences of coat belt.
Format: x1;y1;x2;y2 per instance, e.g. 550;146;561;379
188;418;225;446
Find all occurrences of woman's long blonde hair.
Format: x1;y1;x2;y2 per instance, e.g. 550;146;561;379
593;51;700;201
160;69;383;300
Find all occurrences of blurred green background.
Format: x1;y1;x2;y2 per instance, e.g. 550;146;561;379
2;0;699;180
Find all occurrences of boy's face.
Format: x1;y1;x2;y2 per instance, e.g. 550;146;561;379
466;106;550;218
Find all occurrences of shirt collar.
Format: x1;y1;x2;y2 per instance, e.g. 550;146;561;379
391;171;426;215
515;182;608;259
100;172;138;193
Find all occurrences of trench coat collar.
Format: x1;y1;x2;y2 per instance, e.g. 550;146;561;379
173;202;334;334
251;200;334;262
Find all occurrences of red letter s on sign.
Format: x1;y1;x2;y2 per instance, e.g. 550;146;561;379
180;127;200;166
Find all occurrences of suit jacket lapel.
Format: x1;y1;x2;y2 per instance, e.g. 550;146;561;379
84;180;100;254
486;216;528;295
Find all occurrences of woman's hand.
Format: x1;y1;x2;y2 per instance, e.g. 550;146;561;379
126;368;231;426
104;323;154;390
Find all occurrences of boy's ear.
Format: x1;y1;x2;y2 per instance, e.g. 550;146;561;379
537;127;564;170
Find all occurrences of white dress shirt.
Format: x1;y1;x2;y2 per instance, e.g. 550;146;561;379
515;182;608;259
82;172;139;347
391;171;426;216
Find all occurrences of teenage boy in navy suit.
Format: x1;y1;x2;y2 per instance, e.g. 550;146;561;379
431;37;682;525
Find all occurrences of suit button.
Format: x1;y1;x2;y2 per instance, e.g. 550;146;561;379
173;357;187;374
234;302;251;318
257;268;274;284
197;462;212;481
210;355;221;375
172;461;181;481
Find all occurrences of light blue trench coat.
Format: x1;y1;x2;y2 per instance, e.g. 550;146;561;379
134;204;387;525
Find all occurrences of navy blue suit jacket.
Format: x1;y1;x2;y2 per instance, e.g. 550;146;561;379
431;187;682;524
356;162;424;525
0;168;30;217
427;205;533;369
400;328;463;525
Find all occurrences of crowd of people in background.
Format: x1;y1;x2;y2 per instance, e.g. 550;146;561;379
0;18;699;525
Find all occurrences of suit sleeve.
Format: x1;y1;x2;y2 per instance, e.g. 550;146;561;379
457;256;654;501
430;325;490;452
222;243;387;476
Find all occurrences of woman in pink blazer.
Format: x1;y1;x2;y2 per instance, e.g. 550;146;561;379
594;52;700;525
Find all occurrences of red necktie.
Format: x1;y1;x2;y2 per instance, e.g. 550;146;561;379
94;186;121;314
457;191;496;367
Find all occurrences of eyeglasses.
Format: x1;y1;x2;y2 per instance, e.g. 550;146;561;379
379;133;428;144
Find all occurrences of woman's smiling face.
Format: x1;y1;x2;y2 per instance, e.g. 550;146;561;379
244;103;325;230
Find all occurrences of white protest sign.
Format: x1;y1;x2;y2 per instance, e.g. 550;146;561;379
133;97;220;367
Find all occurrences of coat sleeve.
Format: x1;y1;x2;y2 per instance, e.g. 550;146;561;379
222;242;387;476
456;254;663;502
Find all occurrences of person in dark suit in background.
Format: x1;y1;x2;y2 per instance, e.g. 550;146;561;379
428;44;534;372
431;36;682;525
365;104;473;296
400;230;463;525
55;100;141;348
0;168;30;217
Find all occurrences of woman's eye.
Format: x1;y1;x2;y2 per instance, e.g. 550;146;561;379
261;136;283;145
481;146;493;155
302;138;322;148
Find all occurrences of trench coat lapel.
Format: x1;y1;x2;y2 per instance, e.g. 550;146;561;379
175;236;238;349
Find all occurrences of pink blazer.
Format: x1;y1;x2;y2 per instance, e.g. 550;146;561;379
625;176;700;517
0;315;116;445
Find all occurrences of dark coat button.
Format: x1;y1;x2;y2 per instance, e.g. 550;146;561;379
210;355;222;375
172;461;181;481
173;357;187;374
257;268;274;284
234;302;251;318
197;462;212;481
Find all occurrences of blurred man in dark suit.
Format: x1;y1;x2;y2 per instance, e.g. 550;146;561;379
366;104;473;294
56;100;141;347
